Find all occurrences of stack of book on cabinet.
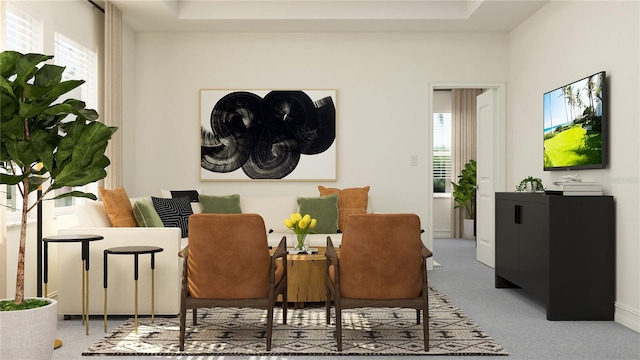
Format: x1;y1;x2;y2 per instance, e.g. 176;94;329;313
560;183;603;196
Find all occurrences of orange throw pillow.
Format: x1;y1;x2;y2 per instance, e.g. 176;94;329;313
99;187;137;227
318;185;370;231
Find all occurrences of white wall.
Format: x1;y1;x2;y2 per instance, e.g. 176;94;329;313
508;1;640;331
122;23;137;193
124;32;509;233
433;198;452;238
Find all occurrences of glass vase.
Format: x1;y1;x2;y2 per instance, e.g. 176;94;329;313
295;233;309;251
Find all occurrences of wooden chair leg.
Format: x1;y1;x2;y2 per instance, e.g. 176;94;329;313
416;309;421;324
325;292;331;324
266;306;274;351
423;306;429;351
282;294;288;325
179;305;187;351
424;278;430;351
336;306;342;351
192;308;197;325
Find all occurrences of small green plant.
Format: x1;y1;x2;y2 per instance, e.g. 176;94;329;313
0;299;49;311
516;176;545;192
451;159;476;219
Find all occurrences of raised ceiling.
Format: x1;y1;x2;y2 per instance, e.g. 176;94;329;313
108;0;549;33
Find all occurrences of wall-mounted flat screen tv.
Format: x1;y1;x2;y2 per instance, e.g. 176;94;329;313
543;71;607;171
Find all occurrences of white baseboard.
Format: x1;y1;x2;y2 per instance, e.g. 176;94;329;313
433;230;452;238
615;302;640;333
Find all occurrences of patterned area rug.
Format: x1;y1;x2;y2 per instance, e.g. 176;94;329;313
84;286;508;356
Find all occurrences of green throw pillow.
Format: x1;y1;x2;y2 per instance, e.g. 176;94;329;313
199;194;242;214
132;199;164;227
297;194;339;234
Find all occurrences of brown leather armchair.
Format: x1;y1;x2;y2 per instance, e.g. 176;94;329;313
325;213;433;351
178;213;288;351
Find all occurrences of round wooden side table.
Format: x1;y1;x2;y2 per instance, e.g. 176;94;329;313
272;246;340;308
103;246;164;334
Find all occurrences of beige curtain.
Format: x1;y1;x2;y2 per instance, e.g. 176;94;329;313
451;89;482;238
103;1;123;189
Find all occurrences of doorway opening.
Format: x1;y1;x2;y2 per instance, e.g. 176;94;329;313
427;82;506;268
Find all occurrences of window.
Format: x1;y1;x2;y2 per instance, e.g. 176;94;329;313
5;5;42;53
53;32;99;209
0;161;21;216
2;4;100;215
2;5;42;220
54;32;98;110
433;113;452;194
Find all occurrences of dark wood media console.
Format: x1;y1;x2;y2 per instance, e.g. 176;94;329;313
495;192;615;320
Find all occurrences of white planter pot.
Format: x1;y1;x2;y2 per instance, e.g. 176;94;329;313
463;219;475;240
0;298;57;360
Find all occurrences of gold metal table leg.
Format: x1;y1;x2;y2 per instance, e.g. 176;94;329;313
151;268;155;323
104;288;107;333
134;279;138;334
82;261;85;325
85;267;89;336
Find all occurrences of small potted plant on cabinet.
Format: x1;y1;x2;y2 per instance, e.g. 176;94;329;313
516;176;545;193
451;159;476;239
0;51;116;359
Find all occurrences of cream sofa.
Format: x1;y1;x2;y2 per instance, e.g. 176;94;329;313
57;195;367;316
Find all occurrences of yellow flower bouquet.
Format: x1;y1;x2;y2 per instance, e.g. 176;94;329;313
284;213;317;250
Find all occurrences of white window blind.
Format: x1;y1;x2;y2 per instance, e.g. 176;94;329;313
53;32;99;209
54;32;98;109
2;6;42;219
5;5;42;53
433;113;452;193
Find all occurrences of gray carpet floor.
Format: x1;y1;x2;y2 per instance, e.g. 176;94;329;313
52;237;639;360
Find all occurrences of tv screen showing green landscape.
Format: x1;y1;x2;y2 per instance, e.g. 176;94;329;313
543;71;606;170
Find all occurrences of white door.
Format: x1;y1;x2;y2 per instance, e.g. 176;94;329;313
476;89;497;267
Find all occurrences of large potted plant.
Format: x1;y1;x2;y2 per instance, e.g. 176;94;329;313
451;159;476;239
0;51;116;359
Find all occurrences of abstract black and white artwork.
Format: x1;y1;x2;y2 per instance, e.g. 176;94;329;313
200;89;337;181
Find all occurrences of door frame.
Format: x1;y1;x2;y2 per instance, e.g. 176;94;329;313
426;82;506;264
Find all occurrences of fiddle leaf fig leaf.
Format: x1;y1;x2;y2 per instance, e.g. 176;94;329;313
73;122;117;168
0;173;25;185
27;175;47;187
21;82;52;101
53;190;97;201
4;139;38;168
0;87;18;123
29;129;59;172
78;107;99;121
41;103;79;117
34;64;64;88
14;53;53;85
0;50;22;79
0;115;24;139
45;80;84;104
53;121;115;187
